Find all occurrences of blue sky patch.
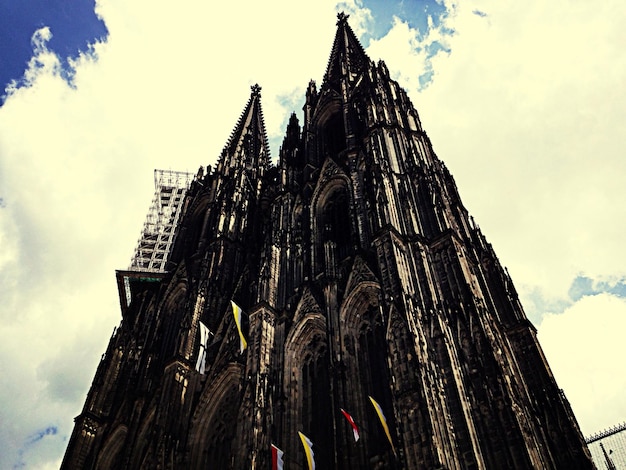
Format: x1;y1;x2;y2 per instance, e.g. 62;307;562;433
568;275;626;302
13;426;59;469
0;0;107;103
418;68;435;89
522;286;572;324
361;0;451;43
23;426;58;446
358;0;455;91
525;275;626;324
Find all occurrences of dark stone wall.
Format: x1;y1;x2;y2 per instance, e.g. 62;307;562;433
61;16;594;470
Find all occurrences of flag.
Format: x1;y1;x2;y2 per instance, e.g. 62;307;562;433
340;408;360;442
231;300;247;353
271;444;284;470
298;431;316;470
369;396;395;452
195;321;210;374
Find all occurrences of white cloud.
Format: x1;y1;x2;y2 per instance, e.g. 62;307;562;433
369;0;626;297
335;0;375;38
1;0;625;466
538;293;626;435
0;2;345;467
365;0;626;434
430;0;626;432
411;0;626;300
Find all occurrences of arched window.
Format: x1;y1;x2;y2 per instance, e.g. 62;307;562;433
320;112;346;159
95;426;127;470
341;284;396;466
301;348;333;469
188;365;243;469
356;310;395;461
320;186;352;262
283;310;331;470
180;197;210;260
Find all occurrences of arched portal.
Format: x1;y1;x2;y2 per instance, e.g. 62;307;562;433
284;311;333;469
187;363;244;469
341;282;397;466
95;425;127;470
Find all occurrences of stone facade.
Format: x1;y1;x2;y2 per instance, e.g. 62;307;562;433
62;14;595;470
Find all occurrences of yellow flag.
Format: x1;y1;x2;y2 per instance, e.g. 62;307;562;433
231;301;247;353
369;396;395;452
298;431;316;470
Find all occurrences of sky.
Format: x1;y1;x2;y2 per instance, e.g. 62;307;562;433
0;0;625;468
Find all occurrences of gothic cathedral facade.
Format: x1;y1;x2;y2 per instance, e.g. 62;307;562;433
62;14;594;469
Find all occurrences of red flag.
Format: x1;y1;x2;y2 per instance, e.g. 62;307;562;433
340;408;360;442
271;444;284;470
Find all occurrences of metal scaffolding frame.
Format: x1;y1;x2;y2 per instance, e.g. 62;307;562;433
129;169;194;273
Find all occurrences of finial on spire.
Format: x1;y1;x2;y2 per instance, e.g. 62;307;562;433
337;11;349;25
324;12;369;85
251;84;262;97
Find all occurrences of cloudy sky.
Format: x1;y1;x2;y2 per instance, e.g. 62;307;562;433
1;0;625;467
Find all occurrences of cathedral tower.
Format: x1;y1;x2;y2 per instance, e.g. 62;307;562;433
62;14;594;469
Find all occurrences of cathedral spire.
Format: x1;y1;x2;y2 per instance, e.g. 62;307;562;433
219;84;270;171
62;15;596;470
323;12;371;86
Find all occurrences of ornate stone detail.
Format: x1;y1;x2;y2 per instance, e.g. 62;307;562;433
62;14;594;470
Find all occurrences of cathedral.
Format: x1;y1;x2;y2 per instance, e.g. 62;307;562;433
62;14;594;469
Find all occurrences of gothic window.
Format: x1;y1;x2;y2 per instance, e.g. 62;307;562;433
352;306;396;461
320;186;352;262
128;409;155;468
300;348;332;469
158;283;188;360
284;311;331;470
95;426;127;470
200;401;237;468
291;205;305;292
320;112;346;159
184;199;210;258
189;366;243;469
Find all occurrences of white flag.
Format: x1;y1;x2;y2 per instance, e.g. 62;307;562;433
195;321;211;374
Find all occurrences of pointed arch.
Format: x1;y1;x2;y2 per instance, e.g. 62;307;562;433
341;257;381;330
160;273;188;314
156;276;189;359
95;425;127;470
180;193;212;259
187;363;244;469
283;292;332;469
128;407;156;469
339;278;397;462
310;91;346;163
311;164;354;273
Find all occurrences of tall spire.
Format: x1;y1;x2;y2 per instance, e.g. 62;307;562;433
220;84;270;171
323;12;371;86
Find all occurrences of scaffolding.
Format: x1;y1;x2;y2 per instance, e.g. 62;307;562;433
129;169;194;273
586;422;626;469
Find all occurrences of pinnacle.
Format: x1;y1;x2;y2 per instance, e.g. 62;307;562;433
323;11;370;86
336;11;349;25
220;85;270;169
